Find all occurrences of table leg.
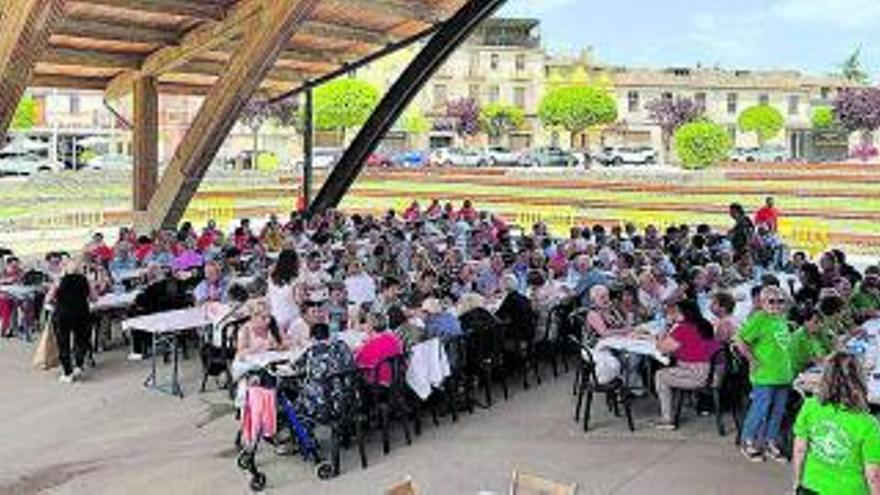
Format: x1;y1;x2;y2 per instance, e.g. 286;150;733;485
172;337;183;399
144;334;158;389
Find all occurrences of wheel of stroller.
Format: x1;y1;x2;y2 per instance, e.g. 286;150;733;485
249;472;266;491
234;430;242;451
316;461;335;480
236;451;252;470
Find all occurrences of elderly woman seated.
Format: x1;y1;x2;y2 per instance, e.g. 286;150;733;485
422;297;464;339
235;299;287;360
495;273;536;342
292;323;357;424
355;311;404;386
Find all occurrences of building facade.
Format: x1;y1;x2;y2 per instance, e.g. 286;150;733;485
417;18;546;151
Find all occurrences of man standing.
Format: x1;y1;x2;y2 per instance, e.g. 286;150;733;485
754;197;779;232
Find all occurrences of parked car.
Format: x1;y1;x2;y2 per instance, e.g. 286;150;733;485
84;153;132;171
366;150;394;168
594;146;659;166
517;147;577;167
480;146;520;166
391;150;428;168
729;146;787;163
294;148;343;170
0;153;64;175
429;147;484;167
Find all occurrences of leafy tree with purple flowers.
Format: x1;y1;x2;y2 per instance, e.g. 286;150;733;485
646;96;705;155
834;87;880;161
445;97;481;140
239;98;273;160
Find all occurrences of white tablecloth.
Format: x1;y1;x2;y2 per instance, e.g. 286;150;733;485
92;291;140;312
596;336;670;365
0;284;38;300
122;303;230;335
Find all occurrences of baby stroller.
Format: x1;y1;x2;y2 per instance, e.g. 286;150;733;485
235;362;335;492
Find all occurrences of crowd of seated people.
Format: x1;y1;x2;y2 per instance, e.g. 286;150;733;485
3;195;880;491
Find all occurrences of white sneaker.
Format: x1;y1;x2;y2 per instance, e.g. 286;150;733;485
127;353;144;361
72;367;83;380
59;374;74;384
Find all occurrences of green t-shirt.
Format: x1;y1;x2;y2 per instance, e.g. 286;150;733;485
738;311;794;385
794;397;880;495
790;328;833;375
852;290;880;313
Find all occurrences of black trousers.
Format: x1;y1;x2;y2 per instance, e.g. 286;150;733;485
797;487;817;495
55;316;90;376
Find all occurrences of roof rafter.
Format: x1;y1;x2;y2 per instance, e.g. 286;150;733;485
104;0;265;100
70;0;226;21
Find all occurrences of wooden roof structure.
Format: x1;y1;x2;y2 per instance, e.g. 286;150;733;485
0;0;472;230
21;0;465;98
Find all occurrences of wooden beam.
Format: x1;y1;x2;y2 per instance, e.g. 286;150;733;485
30;73;108;89
71;0;225;20
104;0;264;100
42;46;142;69
300;20;392;46
133;76;158;211
179;59;308;83
330;0;445;23
55;17;180;44
140;0;321;231
0;0;67;141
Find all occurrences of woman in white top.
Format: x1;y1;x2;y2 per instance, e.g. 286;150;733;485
267;249;300;335
344;258;377;307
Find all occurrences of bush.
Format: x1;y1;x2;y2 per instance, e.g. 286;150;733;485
674;121;732;170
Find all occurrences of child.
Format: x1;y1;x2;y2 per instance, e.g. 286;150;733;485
735;285;794;462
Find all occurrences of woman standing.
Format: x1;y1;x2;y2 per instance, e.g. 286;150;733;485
792;352;880;494
48;257;97;383
267;249;300;336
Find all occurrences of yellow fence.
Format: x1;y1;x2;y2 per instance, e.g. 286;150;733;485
779;218;830;258
516;207;579;237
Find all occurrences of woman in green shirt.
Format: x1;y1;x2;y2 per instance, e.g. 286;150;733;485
792;352;880;494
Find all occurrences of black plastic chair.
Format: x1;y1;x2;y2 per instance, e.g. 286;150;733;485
200;316;248;393
365;353;413;455
442;334;474;420
671;347;731;435
500;314;542;391
314;368;368;475
467;318;508;408
569;335;634;432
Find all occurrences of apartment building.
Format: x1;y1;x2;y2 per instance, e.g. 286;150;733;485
419;18;546;150
548;62;855;160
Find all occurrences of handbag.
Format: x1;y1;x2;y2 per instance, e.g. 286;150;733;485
32;323;59;370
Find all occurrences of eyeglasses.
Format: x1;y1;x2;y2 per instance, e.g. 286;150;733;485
767;299;786;305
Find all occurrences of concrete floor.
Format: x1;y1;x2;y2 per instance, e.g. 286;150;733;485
0;339;790;495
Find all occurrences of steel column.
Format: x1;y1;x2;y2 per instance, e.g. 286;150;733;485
308;0;507;214
302;87;314;210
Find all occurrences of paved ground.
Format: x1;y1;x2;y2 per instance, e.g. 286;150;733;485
0;338;790;495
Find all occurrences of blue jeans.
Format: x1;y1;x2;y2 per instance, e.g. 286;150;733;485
742;385;789;445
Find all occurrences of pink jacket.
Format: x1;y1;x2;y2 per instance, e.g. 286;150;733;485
356;332;403;386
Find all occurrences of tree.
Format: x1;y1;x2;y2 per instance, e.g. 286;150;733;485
239;98;272;164
738;104;784;146
834;87;880;161
312;78;380;141
480;103;525;145
645;96;704;155
811;106;836;130
399;107;430;135
841;47;869;85
11;95;37;130
674;121;732;170
538;85;617;148
445;97;481;139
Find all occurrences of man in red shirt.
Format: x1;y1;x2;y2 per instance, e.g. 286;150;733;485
754;196;779;232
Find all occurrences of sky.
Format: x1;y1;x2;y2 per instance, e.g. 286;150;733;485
499;0;880;80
